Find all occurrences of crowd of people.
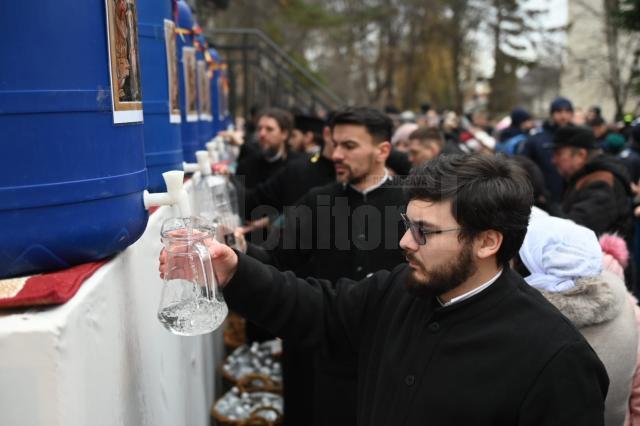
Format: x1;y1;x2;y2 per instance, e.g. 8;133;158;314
163;98;640;425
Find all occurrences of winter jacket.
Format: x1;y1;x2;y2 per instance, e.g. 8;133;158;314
541;272;637;426
626;299;640;426
619;143;640;184
499;125;523;143
599;235;640;426
563;154;634;245
521;121;567;202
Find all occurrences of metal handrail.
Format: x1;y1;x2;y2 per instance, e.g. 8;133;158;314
207;28;343;107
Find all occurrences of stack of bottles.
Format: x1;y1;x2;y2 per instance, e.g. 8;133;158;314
221;341;283;387
212;387;282;424
213;340;284;425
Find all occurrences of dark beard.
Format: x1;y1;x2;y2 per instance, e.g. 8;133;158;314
345;152;377;186
404;241;477;299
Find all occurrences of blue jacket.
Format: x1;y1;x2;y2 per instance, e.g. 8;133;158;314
521;122;566;202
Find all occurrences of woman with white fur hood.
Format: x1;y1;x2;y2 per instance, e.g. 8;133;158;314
515;208;639;426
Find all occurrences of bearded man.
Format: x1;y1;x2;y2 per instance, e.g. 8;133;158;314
164;153;609;426
236;108;301;190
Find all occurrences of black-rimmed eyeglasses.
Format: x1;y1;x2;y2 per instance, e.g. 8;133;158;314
400;213;461;246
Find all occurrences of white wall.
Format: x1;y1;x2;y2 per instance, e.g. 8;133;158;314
0;200;224;426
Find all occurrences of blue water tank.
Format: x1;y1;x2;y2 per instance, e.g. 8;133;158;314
138;0;184;192
207;48;223;137
176;0;200;163
0;1;148;278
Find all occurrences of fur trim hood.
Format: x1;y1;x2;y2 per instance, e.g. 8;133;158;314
541;273;625;328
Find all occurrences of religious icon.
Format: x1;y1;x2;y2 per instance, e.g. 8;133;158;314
183;47;198;122
105;0;143;124
198;60;212;121
218;72;229;121
164;19;181;124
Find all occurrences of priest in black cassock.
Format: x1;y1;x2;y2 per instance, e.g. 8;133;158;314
242;114;336;222
245;107;407;426
235;108;301;190
160;154;608;426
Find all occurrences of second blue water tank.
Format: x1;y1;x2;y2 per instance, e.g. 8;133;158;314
138;0;184;191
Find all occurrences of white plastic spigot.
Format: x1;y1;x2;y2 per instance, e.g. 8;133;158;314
143;170;192;217
196;150;212;176
183;161;199;173
217;136;225;152
206;141;220;163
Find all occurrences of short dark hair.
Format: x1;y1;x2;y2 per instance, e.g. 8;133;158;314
408;127;445;149
329;107;393;144
259;108;293;136
405;154;533;267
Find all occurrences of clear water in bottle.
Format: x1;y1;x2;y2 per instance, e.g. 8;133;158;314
158;297;228;336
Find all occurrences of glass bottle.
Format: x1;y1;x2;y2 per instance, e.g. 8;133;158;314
158;216;228;335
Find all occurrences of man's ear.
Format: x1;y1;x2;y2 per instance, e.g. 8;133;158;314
578;148;589;162
377;141;392;161
476;230;503;260
426;142;440;159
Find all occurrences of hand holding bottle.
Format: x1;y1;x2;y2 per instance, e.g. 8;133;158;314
159;231;239;287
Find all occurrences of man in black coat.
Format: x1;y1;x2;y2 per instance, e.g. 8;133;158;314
244;107;407;426
551;126;634;245
160;154;608;425
242;118;336;222
521;96;575;202
241;114;413;226
235;108;301;190
247;107;406;281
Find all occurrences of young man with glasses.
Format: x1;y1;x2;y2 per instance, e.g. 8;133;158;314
160;154;608;426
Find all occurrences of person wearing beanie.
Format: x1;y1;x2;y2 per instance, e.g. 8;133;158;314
588;105;603;122
515;213;637;426
550;125;634;251
497;107;534;155
511;107;533;129
550;96;574;117
499;108;533;141
590;116;610;147
603;133;627;155
520;96;575;203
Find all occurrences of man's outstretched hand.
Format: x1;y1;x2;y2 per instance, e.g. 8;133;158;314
159;237;239;287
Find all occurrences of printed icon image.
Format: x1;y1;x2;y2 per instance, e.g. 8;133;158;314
198;60;212;121
218;74;229;120
105;0;143;123
183;47;198;122
164;19;181;123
